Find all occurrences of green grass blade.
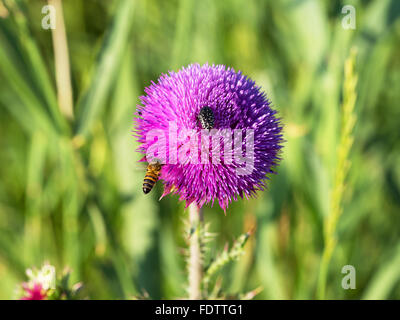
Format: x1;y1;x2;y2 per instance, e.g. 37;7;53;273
75;0;136;139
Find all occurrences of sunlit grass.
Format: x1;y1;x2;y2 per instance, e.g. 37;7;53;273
0;0;399;299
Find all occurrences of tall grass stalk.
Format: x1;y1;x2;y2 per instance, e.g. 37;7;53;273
317;48;358;299
49;0;73;120
0;0;67;134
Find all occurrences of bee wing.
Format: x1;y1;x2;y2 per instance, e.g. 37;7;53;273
131;161;148;172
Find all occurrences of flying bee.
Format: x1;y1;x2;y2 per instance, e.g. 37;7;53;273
142;160;162;194
197;106;215;130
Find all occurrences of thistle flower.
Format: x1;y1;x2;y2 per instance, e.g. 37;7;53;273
134;64;283;212
18;263;55;300
17;263;83;300
20;283;48;300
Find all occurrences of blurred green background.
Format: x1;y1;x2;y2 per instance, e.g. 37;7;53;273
0;0;399;299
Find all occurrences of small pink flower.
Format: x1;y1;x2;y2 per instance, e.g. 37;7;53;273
20;283;47;300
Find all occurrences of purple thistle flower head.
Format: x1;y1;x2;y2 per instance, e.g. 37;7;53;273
134;64;283;212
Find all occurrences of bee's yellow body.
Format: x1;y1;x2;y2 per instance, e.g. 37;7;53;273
143;161;162;194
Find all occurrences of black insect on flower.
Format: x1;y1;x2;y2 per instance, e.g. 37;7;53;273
197;106;215;130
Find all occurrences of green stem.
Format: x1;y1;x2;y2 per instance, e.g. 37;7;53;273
49;0;74;120
188;203;203;300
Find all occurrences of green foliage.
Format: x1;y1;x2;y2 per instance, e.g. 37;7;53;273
317;48;358;299
203;231;251;290
0;0;399;299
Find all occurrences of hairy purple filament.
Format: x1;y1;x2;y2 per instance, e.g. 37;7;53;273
134;64;283;212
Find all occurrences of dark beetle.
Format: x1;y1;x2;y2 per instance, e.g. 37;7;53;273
197;106;215;130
